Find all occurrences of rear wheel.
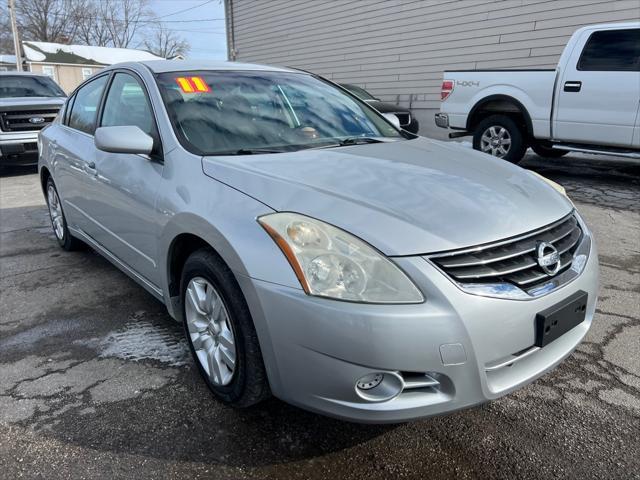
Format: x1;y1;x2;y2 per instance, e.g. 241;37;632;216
45;177;84;251
531;142;569;158
181;248;270;407
473;114;527;164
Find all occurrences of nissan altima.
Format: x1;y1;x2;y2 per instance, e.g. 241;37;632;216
38;60;598;423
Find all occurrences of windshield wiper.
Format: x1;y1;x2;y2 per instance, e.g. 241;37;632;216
218;148;288;155
338;137;385;146
309;137;386;150
213;139;385;155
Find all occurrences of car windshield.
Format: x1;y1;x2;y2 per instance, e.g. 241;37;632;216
342;84;377;101
0;75;65;98
155;71;404;155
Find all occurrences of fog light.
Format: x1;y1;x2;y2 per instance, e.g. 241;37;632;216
356;373;384;390
355;371;403;402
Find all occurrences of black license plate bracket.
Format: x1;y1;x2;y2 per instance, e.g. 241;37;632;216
535;290;588;348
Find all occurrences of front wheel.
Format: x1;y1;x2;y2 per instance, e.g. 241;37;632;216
181;248;270;407
473;114;527;164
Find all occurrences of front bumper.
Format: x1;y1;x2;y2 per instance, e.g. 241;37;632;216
0;131;39;164
238;232;598;423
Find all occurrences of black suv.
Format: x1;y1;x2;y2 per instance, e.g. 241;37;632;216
340;83;419;134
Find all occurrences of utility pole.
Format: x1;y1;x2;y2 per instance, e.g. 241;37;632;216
8;0;23;71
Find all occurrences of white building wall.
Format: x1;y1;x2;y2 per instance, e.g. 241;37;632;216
229;0;640;136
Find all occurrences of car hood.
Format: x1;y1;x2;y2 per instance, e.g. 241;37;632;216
202;138;573;255
0;97;65;110
366;100;410;114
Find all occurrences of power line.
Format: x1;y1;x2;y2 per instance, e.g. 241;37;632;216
15;6;224;24
155;0;216;20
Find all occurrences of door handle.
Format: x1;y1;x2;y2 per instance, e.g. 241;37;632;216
564;81;582;92
84;161;97;175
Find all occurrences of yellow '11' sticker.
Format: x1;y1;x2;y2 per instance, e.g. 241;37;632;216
176;76;211;93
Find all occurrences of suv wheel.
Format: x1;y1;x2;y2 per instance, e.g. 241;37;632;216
181;248;270;407
473;114;527;164
45;177;84;251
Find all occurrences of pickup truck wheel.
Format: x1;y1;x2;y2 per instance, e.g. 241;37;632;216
473;115;526;164
181;248;270;408
45;178;84;251
531;143;569;158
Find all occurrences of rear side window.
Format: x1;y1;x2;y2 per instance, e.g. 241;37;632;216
577;29;640;71
68;75;108;134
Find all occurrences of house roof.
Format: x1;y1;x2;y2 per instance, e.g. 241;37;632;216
0;54;17;64
0;71;49;77
22;41;164;66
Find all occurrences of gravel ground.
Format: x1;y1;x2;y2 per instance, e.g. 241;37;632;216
0;151;638;480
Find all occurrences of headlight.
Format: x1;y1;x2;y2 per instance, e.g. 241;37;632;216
258;212;424;304
529;170;567;197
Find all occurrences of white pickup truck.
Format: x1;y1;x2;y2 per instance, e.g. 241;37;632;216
435;22;640;163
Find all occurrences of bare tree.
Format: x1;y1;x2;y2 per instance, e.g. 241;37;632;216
144;23;190;58
3;0;190;60
15;0;83;43
100;0;151;48
0;4;15;53
74;0;112;47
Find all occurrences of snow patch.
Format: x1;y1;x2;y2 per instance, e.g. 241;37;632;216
22;44;46;62
23;41;164;64
0;54;17;64
81;319;190;367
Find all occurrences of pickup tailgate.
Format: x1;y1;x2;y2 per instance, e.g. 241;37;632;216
439;70;557;138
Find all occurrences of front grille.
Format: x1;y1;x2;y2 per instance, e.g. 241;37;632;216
428;214;583;291
394;112;411;126
0;109;59;132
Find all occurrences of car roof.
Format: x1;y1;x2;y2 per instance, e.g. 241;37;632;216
573;21;640;35
128;59;300;74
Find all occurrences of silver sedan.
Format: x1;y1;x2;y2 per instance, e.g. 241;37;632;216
38;60;598;423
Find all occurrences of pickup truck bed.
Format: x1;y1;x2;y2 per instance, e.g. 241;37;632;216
441;69;557;141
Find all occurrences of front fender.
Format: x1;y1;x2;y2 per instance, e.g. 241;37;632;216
157;190;303;318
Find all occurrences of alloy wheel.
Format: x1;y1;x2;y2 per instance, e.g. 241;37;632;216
185;277;237;386
47;184;65;241
480;125;512;158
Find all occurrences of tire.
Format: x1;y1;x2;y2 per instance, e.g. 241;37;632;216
181;248;270;407
45;177;84;251
473;114;527;164
531;143;569;158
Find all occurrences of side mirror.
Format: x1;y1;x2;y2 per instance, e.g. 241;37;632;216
382;113;401;129
95;126;153;155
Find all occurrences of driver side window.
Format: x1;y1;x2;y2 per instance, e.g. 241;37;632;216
101;72;160;152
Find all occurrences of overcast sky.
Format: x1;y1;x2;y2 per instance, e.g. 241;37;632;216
149;0;227;60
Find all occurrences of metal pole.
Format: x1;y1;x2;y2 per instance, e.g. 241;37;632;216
8;0;24;71
224;0;237;61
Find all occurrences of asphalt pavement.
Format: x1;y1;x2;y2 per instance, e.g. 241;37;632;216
0;151;638;479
